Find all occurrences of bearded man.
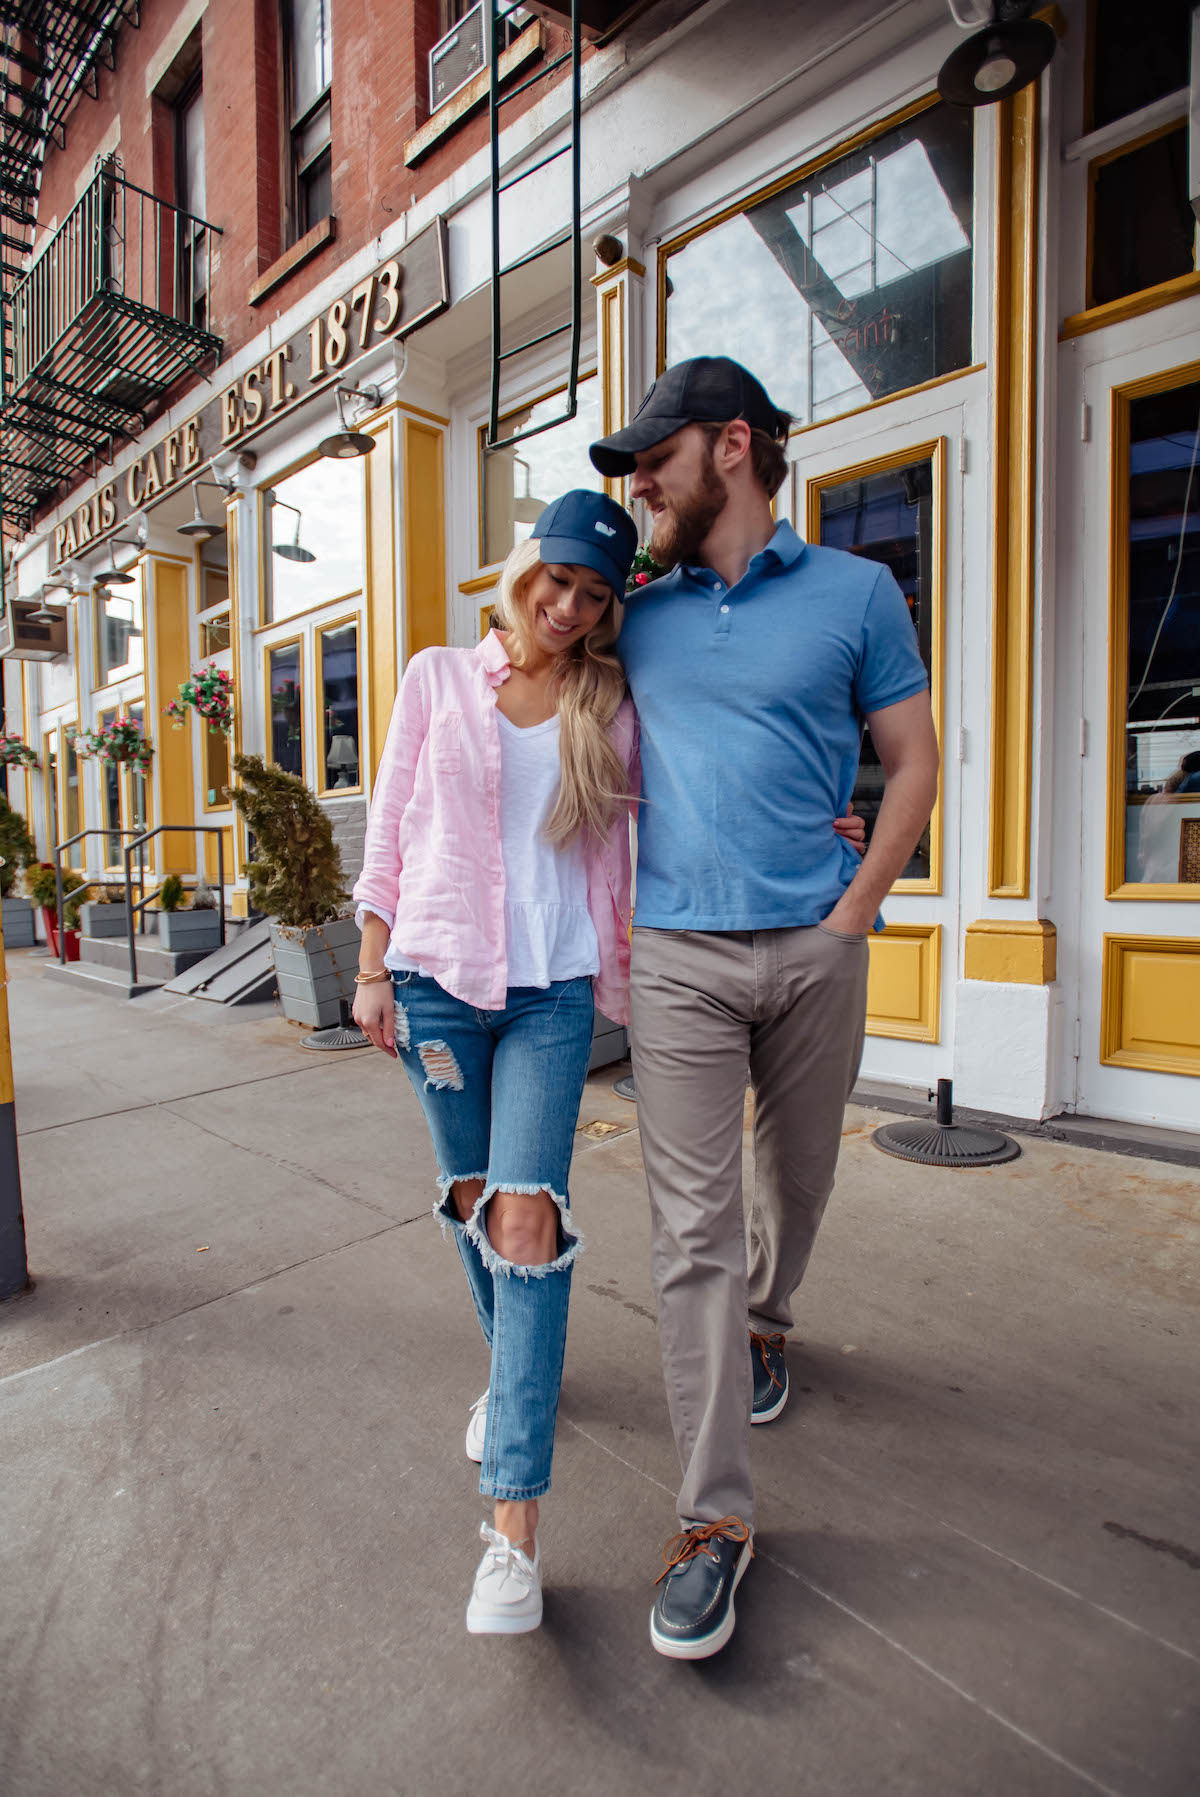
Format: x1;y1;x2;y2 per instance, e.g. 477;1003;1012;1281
590;357;939;1660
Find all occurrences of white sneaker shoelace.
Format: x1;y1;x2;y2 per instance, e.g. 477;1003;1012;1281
466;1522;543;1634
465;1389;488;1463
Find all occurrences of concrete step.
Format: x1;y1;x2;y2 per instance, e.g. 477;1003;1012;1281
44;958;160;999
78;933;210;980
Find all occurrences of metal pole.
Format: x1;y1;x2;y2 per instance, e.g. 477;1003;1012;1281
54;850;65;965
217;829;226;947
124;842;137;987
0;882;30;1301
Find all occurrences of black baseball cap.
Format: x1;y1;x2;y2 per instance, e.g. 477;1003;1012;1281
589;356;790;477
530;488;638;596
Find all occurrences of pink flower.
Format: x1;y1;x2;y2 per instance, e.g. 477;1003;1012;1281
635;572;649;586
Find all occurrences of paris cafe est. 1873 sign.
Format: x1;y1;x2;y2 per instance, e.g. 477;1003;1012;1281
52;217;449;566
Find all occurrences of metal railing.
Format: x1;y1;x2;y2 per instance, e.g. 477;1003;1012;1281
51;826;227;984
6;161;220;394
122;826;226;988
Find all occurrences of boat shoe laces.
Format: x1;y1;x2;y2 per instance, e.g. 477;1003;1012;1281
750;1330;787;1393
655;1516;754;1584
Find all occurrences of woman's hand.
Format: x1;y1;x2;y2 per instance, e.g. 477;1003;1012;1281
834;798;867;857
353;979;398;1056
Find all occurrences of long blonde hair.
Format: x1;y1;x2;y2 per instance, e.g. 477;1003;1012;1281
490;536;631;846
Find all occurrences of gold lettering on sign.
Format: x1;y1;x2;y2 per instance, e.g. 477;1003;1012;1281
242;365;264;429
163;432;180;484
142;449;163;501
221;386;242;443
54;523;67;563
263;347;294;410
375;260;401;332
89;493;101;537
100;484;116;528
181;419;200;470
62;517;78;558
75;502;92;548
127;461;144;507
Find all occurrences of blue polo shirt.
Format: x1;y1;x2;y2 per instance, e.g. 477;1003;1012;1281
619;521;928;930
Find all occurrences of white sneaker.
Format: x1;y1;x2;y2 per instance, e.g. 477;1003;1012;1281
465;1522;542;1635
465;1390;488;1463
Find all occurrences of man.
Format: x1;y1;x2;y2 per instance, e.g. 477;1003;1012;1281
589;357;939;1660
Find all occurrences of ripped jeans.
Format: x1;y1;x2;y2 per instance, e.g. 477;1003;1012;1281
391;971;595;1501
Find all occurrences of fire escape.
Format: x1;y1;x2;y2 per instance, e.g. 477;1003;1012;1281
0;3;222;542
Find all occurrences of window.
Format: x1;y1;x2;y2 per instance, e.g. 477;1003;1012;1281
262;457;364;623
284;0;332;243
1082;2;1195;309
97;707;122;864
94;570;144;686
204;723;231;810
1118;377;1200;889
318;620;360;791
198;533;231;654
479;372;601;567
127;701;149;839
268;640;304;776
64;730;82;865
175;71;208;329
811;448;939;885
43;730;59;852
663;103;974;428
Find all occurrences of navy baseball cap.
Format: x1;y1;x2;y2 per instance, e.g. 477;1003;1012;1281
589;356;790;477
530;489;638;596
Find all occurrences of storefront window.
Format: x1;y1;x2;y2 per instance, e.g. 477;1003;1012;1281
1088;0;1191;132
665;104;973;427
200;611;231;656
816;453;935;881
319;620;360;790
480;373;601;567
95;571;144;684
268;641;304;776
64;731;82;865
263;458;364;624
1122;380;1200;887
43;732;59;851
1091;127;1194;308
204;725;231;809
97;709;122;864
128;702;148;838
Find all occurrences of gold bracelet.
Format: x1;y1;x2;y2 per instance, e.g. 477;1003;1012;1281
353;968;392;985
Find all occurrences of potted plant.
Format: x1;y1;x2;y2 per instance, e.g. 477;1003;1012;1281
228;753;357;1027
75;714;153;771
27;860;89;960
156;871;222;953
0;733;39;772
79;881;129;939
0;796;38;946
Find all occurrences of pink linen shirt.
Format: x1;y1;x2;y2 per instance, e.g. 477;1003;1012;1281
353;630;638;1023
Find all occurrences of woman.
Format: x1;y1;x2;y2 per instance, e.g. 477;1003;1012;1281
351;490;640;1636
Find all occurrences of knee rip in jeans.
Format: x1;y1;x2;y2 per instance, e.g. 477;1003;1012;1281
417;1039;463;1092
462;1181;584;1280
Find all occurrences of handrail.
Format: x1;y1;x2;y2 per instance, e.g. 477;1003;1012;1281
122;826;226;988
53;828;146;967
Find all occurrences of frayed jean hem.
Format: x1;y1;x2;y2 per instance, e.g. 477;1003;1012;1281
432;1172;489;1238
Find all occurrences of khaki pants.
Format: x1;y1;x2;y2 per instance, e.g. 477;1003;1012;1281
630;924;869;1528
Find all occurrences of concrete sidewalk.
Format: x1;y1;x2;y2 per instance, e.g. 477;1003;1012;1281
1;947;1197;1797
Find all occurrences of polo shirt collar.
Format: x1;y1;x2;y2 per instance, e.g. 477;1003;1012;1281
681;519;807;582
476;627;511;687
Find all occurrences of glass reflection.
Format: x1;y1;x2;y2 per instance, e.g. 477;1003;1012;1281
1124;381;1200;885
818;457;934;880
96;570;144;684
269;642;304;777
320;621;360;789
481;374;601;566
265;458;364;623
667;105;973;426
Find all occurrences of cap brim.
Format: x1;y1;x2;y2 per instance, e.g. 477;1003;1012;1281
536;534;623;596
588;413;696;477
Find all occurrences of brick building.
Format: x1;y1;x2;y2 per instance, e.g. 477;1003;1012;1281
3;0;1199;1133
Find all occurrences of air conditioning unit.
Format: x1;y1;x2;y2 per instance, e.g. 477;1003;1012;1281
0;597;69;661
430;3;487;110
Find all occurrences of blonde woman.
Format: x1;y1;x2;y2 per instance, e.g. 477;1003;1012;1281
351;491;639;1636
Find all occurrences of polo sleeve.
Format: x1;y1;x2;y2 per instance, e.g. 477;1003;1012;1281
853;565;930;717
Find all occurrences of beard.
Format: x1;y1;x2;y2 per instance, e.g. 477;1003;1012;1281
648;443;728;569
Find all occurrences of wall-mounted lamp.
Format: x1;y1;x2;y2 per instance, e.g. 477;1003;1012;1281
511;457;547;525
937;1;1056;107
177;477;232;542
318;383;383;460
269;494;316;564
26;580;70;624
91;524;148;586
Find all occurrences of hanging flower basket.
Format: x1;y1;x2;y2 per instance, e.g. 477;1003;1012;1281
0;732;39;770
164;664;234;737
625;545;667;594
75;715;153;770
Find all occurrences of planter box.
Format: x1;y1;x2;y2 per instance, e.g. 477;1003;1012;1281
269;915;359;1028
43;911;80;961
79;900;129;939
1;895;35;947
159;909;222;952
